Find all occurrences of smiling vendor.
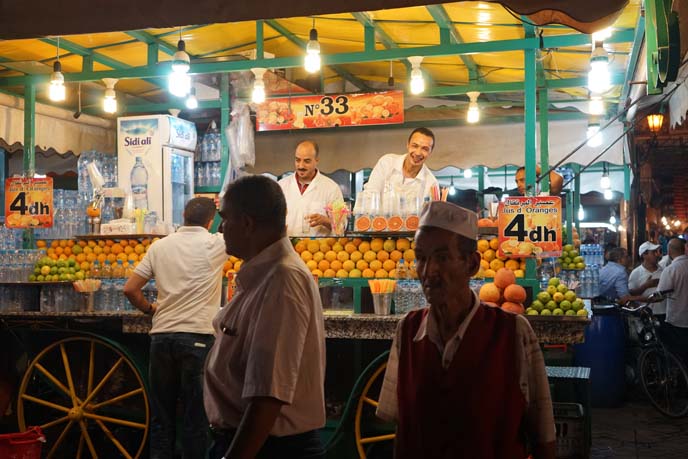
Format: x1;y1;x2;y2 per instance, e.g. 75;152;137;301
364;128;439;197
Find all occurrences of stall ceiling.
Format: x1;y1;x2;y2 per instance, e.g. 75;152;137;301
0;1;640;124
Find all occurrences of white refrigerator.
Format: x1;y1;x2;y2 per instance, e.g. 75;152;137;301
117;115;197;226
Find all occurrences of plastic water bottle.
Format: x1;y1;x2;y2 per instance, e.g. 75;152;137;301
91;261;101;279
100;261;113;310
592;265;600;297
394;262;408;314
130;156;149;210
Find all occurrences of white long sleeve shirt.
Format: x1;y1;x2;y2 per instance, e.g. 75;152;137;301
279;171;343;237
363;153;438;198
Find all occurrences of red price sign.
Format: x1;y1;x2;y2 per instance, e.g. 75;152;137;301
497;196;562;258
4;177;54;228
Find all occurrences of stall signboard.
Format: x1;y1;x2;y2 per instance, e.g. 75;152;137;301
497;196;562;258
256;90;404;131
4;177;54;228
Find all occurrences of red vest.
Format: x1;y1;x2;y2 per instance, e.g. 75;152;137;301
395;305;527;459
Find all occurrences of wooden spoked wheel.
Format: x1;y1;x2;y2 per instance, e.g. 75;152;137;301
17;337;149;459
354;361;395;458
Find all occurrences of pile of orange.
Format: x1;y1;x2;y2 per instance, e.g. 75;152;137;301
478;268;528;314
475;237;527;279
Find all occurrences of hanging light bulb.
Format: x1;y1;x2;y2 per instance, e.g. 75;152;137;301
604;189;613;200
609;214;616;225
169;29;191;97
102;78;118;114
388;60;395;87
592;28;612;43
578;205;585;221
185;87;198;109
408;56;425;95
466;91;480;124
448;176;456;196
674;220;682;228
600;162;611;189
586;123;603;147
463;168;473;179
661;216;668;225
304;21;321;73
251;68;267;104
49;37;66;102
589;96;604;115
588;42;610;94
618;224;625;232
665;224;671;230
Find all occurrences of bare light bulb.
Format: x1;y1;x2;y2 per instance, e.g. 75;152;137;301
467;103;480;123
463;168;473;179
169;73;191;98
304;29;321;73
49;61;66;102
578;206;585;221
588;45;610;94
185;89;198;109
609;214;616;225
589;97;604;115
587;125;603;148
600;174;611;189
604;189;613;200
251;68;267;104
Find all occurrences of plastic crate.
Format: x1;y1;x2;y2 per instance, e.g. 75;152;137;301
553;402;588;459
0;426;45;459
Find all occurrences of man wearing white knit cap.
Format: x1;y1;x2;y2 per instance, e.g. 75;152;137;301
376;201;556;459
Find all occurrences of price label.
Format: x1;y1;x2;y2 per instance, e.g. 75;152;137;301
497;196;562;258
4;177;54;228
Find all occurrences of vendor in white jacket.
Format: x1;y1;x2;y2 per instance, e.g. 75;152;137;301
364;127;438;197
279;140;343;237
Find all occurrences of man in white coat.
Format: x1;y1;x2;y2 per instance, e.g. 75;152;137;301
279;140;344;237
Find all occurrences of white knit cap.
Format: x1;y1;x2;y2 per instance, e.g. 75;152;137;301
419;201;478;240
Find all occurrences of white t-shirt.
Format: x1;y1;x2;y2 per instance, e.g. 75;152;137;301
279;171;343;237
657;255;688;328
363;153;438;198
134;226;227;335
628;264;666;315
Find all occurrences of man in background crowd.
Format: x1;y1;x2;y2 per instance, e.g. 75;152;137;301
657;237;688;365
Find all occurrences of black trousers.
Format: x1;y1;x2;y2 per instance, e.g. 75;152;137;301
208;428;324;459
661;322;688;366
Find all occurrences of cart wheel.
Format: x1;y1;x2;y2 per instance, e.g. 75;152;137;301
354;361;395;458
17;336;149;459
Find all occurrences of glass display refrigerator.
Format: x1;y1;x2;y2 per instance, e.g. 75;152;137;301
117;115;197;227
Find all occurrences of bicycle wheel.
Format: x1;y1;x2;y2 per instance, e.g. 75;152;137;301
638;348;688;418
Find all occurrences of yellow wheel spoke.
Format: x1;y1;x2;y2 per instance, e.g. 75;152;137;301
91;388;144;410
79;420;98;459
35;363;71;399
47;420;74;459
95;419;133;459
60;343;78;406
81;357;124;407
77;435;85;459
363;396;379;407
82;412;147;429
40;415;69;430
87;341;95;396
21;394;70;413
360;433;396;444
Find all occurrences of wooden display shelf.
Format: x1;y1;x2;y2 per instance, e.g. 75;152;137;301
75;234;164;241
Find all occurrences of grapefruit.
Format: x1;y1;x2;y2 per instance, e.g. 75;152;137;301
494;268;516;289
503;284;527;303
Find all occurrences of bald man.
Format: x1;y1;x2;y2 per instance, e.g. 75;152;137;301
658;238;688;365
279;140;343;237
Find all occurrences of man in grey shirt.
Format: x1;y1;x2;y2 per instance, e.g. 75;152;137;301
657;238;688;365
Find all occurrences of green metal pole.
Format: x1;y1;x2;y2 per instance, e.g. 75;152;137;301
538;88;550;193
256;20;264;59
23;83;36;249
573;164;581;236
623;162;631;201
220;73;230;187
566;191;574;247
524;44;537;282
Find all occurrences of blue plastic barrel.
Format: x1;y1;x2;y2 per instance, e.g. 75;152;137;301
573;304;626;407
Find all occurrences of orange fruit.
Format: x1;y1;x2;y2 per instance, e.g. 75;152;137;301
306;260;318;271
97;240;105;247
76;253;86;263
58;240;67;248
479;283;501;303
36;240;47;248
106;254;117;264
390;250;403;262
489;238;500;251
88;241;97;248
355;216;371;232
103;246;111;254
105;240;114;247
387;216;403;231
356;260;369;271
504;284;527;303
489;259;505;271
382;260;396;272
294;241;307;253
336;269;349;278
505;259;520;271
318;260;330;272
375;269;389;278
344;243;357;254
342;260;355;272
117;253;128;262
86;207;101;218
78;240;87;248
363;251;377;263
350;251;363;263
97;254;107;264
483;249;496;262
86;253;96;262
311;269;323;278
396;238;411;251
124;246;134;255
301;251;313;262
325;251;337;262
63;247;72;256
313;252;324;262
403;249;415;263
337;251;350;262
330;260;342;272
405;215;419;231
494;268;516;289
323;269;336;278
358;242;371;253
111;245;123;255
128;240;138;247
307;241;320;254
377;250;390;262
141;238;151;246
362;269;375;278
502;302;525;314
371;217;387;232
128;253;139;262
369;260;382;271
370;238;384;252
55;247;64;255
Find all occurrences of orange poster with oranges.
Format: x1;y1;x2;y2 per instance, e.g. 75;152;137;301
256;90;404;131
497;196;562;258
4;177;54;228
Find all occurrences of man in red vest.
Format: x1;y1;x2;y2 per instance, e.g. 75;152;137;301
376;201;556;458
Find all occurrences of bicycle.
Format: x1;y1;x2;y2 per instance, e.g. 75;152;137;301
620;290;688;418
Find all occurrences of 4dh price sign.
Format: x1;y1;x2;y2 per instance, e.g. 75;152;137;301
497;196;562;258
4;177;54;228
